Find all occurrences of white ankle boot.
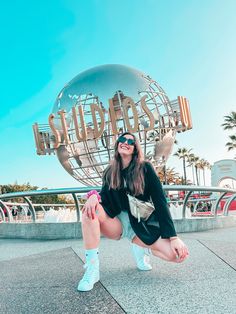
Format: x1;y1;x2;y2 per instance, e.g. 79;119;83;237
132;244;152;271
77;259;100;292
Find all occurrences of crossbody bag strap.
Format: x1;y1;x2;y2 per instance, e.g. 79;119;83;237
123;178;129;194
123;178;141;222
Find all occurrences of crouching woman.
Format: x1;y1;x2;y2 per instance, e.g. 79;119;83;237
77;132;189;292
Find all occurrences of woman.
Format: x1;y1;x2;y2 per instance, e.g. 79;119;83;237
77;132;189;292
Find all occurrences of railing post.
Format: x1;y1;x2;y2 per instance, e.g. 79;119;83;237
72;193;80;222
40;205;46;214
0;200;13;222
0;205;6;222
223;193;236;216
213;192;227;217
23;197;36;222
20;205;28;219
182;191;193;219
193;201;199;214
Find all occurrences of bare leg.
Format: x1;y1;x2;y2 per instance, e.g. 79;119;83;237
81;204;122;249
78;205;123;291
132;236;187;263
81;212;100;249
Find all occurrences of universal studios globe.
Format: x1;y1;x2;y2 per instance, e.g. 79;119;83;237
33;64;192;186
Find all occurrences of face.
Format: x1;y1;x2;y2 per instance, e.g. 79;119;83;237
117;134;135;157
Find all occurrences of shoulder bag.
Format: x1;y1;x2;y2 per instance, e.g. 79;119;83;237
124;179;155;222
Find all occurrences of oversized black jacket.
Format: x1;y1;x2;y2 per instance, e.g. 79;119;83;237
99;161;177;245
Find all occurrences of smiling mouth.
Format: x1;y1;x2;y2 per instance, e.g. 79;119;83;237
120;145;130;150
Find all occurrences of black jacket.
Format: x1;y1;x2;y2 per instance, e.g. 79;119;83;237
99;161;177;245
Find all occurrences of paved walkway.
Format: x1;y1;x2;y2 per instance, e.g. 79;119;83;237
0;226;236;314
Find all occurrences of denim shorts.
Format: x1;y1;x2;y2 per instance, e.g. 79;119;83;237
116;211;136;241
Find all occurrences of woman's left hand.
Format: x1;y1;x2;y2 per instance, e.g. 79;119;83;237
170;238;189;262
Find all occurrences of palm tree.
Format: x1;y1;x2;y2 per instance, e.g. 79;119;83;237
192;156;200;185
187;153;196;185
173;148;192;185
197;159;211;186
174;177;183;185
226;135;236;152
205;160;211;184
221;112;236;130
222;112;236;157
158;167;180;185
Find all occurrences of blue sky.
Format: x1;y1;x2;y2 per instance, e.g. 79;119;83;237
0;0;235;188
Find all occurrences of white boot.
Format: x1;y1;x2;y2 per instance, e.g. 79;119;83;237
77;249;100;292
132;243;152;271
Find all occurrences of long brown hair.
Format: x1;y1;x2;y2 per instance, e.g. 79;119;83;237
104;132;145;195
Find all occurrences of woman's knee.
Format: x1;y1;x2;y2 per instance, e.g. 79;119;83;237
95;204;110;223
81;204;107;224
151;240;179;262
81;211;99;226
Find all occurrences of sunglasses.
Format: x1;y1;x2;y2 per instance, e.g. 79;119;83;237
118;135;135;146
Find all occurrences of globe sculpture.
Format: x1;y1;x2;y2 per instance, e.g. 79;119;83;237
33;64;192;186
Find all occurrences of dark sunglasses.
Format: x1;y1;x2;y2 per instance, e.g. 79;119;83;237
117;135;135;146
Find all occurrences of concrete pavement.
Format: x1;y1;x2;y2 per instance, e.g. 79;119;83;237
0;226;236;314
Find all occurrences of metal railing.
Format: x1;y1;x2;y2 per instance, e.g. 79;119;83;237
0;185;236;223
